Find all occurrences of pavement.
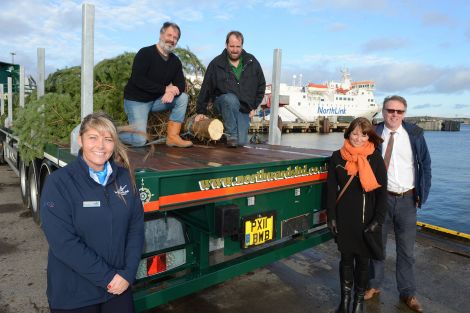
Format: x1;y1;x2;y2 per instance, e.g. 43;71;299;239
0;163;469;313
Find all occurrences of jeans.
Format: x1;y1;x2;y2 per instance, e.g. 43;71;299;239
369;193;417;297
120;93;188;147
214;93;250;146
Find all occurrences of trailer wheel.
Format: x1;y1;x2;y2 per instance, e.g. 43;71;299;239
20;160;31;208
29;162;41;224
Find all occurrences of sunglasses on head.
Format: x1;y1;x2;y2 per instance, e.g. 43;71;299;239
384;108;405;115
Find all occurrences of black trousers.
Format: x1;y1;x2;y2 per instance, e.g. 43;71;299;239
50;289;134;313
341;252;369;272
341;252;369;289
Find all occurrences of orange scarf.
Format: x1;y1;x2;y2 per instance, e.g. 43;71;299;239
339;139;381;192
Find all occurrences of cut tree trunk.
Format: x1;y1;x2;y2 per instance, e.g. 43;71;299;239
189;118;224;141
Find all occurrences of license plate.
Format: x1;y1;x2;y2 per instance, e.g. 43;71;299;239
243;213;275;248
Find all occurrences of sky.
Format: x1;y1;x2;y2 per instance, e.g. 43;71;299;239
1;0;470;117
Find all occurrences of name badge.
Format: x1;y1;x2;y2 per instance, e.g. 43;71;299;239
83;201;101;207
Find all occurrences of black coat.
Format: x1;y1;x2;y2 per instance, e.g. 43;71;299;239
326;149;387;257
196;49;266;114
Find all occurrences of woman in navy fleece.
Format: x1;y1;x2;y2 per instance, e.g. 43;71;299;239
40;112;144;313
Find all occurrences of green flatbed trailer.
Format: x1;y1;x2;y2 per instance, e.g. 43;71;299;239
0;127;332;312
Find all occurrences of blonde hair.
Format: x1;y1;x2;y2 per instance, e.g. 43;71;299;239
79;112;136;191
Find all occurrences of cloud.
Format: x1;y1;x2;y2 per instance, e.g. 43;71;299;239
267;0;311;15
214;13;232;20
0;1;84;77
454;103;470;109
327;23;347;32
96;2;169;31
465;23;470;41
281;53;470;98
266;0;387;14
434;68;470;93
438;41;452;49
421;11;454;27
361;37;409;52
175;8;204;22
300;53;395;68
413;103;442;110
0;15;34;37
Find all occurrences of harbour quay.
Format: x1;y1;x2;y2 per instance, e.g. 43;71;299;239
250;116;464;134
250;116;354;134
405;117;462;131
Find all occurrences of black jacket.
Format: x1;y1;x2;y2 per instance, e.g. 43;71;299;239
326;149;387;257
196;49;266;114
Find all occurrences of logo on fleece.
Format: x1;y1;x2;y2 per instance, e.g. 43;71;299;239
114;185;130;197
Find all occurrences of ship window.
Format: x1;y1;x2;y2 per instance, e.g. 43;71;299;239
321;99;324;101
298;102;301;106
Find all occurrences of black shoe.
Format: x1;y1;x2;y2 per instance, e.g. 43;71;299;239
226;138;238;148
336;263;353;313
351;288;365;313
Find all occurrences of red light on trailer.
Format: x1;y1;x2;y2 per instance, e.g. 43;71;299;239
319;210;327;223
313;209;328;225
147;254;167;276
136;248;186;280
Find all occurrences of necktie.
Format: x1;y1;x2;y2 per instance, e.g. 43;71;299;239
383;132;395;170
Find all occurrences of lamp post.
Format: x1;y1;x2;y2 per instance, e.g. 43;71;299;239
10;52;16;64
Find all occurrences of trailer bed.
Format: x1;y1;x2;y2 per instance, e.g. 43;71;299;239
127;143;332;171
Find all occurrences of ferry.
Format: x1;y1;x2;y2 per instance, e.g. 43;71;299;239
260;69;380;123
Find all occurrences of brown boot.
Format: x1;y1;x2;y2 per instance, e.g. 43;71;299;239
166;121;193;147
400;296;423;312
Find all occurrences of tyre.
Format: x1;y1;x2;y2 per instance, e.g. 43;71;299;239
20;160;31;208
29;162;40;225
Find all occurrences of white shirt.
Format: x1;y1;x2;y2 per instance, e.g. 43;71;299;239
382;125;415;193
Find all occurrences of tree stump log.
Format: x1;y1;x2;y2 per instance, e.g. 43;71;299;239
186;117;224;141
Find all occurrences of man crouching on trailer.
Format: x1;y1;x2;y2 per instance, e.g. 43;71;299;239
120;21;192;148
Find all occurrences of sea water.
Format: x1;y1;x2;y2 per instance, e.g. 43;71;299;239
274;124;470;234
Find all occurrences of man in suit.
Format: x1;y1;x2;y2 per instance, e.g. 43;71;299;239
365;95;431;313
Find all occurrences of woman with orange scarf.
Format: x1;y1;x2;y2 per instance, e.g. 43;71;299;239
327;117;387;313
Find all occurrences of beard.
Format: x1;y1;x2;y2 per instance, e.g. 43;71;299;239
228;51;241;61
158;39;176;54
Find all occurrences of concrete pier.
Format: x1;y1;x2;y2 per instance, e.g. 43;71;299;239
1;163;469;313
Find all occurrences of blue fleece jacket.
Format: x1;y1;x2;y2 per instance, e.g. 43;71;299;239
40;155;144;310
376;121;432;206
